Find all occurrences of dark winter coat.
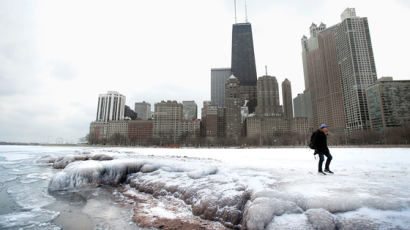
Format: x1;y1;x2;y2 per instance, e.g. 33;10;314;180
312;129;329;154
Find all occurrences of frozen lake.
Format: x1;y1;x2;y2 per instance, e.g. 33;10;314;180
1;145;410;229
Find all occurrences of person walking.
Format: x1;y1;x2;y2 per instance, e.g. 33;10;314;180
311;124;333;175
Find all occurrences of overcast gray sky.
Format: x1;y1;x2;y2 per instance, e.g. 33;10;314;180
1;0;409;143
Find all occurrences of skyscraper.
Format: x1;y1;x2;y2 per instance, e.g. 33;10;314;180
153;101;183;140
211;68;231;107
256;75;281;117
301;23;346;132
335;8;377;132
293;93;312;118
225;75;242;139
201;104;218;137
231;22;257;113
282;79;293;119
96;91;125;122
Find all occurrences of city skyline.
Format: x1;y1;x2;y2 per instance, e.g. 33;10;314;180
1;0;410;143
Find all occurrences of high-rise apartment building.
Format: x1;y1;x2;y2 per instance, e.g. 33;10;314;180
366;79;410;130
200;101;211;136
282;79;293;119
301;8;376;133
200;103;226;138
225;75;242;139
202;105;218;137
134;101;151;120
211;68;231;107
335;8;377;132
231;23;257;113
182;101;198;120
180;120;200;138
293;93;312;119
217;107;226;138
256;75;282;117
96;91;125;122
153;101;183;140
247;116;291;139
301;23;346;133
301;22;326;91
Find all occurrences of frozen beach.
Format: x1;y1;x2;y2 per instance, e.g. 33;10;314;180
1;145;410;229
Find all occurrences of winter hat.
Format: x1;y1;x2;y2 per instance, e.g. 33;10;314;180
320;124;328;129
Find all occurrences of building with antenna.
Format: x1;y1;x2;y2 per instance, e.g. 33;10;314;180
231;0;257;113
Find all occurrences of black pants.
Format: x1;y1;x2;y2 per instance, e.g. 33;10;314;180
318;152;332;172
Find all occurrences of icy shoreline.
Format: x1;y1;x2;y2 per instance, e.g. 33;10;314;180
42;147;410;229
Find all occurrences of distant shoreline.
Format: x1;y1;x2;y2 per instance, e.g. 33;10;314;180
1;142;409;148
0;142;84;147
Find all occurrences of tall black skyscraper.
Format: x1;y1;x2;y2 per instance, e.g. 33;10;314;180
231;23;257;86
231;22;257;113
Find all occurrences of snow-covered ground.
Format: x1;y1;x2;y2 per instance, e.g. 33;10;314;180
47;147;410;230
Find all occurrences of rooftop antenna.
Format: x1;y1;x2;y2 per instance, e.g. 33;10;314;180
245;0;248;23
234;0;237;23
265;65;268;76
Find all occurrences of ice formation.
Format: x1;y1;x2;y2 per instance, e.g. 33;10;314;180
48;156;249;227
46;147;410;229
48;159;146;190
0;209;59;229
305;208;336;230
242;190;303;229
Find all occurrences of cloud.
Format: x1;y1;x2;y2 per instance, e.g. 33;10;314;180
48;60;78;80
0;95;95;143
396;0;410;8
0;1;41;97
0;42;42;96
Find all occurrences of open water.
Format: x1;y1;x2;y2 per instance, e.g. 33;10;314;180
0;145;141;230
